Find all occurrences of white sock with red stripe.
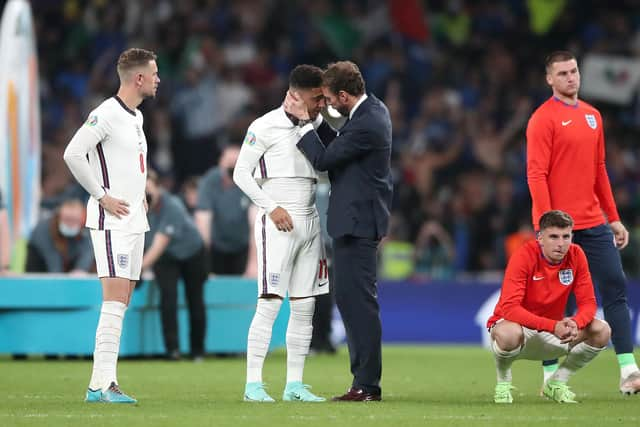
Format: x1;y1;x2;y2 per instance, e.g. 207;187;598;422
88;301;127;391
286;298;315;383
246;298;282;383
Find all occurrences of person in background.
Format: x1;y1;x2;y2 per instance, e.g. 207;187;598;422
25;198;94;274
142;170;208;361
526;50;640;394
195;145;250;275
0;188;10;274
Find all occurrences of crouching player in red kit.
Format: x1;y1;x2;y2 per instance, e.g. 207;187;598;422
487;210;610;403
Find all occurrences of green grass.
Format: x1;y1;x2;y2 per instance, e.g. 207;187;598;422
1;346;638;427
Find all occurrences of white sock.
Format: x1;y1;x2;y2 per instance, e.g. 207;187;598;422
491;340;521;383
246;298;282;384
286;298;315;384
88;301;127;391
621;363;640;380
551;342;605;383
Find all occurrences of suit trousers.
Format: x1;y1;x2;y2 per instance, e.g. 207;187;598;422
333;235;382;394
152;247;208;357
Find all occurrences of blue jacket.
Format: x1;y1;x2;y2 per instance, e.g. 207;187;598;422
297;94;393;239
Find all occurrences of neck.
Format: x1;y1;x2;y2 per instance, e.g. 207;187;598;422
116;86;143;110
553;91;578;106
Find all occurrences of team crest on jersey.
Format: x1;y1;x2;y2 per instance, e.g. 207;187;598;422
269;273;280;286
243;131;256;146
585;114;597;129
117;254;129;269
85;115;98;126
558;269;574;286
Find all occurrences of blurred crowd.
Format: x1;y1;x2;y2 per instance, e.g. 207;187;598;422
17;0;640;279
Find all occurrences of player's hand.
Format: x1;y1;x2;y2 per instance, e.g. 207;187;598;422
98;194;130;219
555;318;578;343
283;91;310;120
610;221;629;250
269;206;294;232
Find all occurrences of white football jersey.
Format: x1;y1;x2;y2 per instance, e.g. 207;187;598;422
233;107;322;215
64;96;149;232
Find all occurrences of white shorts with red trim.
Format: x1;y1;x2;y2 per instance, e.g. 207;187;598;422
90;229;144;280
255;211;329;298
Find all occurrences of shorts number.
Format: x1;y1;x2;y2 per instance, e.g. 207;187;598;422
139;153;145;173
318;259;328;279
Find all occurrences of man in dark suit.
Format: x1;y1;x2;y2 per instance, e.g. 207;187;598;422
285;61;392;401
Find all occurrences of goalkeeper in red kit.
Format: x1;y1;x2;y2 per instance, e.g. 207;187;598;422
487;210;610;403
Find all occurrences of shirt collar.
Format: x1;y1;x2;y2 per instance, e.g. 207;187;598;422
349;93;368;120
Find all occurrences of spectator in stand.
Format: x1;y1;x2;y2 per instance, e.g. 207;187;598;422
25;198;94;274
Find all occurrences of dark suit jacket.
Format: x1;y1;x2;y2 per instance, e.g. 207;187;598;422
298;94;393;240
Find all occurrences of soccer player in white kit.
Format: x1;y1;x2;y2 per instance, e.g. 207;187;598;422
63;48;160;403
233;65;336;402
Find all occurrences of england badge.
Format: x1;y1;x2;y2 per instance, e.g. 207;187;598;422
558;269;574;286
585;114;597;129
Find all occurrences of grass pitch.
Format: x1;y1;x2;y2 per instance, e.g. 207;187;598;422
1;346;638;427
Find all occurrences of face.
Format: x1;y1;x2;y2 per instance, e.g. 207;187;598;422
537;226;572;263
546;59;580;99
322;87;350;116
136;60;160;98
297;87;326;119
58;203;84;237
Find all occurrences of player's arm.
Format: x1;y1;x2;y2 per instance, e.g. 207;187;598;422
141;233;170;269
499;251;557;332
570;247;598;328
592;119;628;248
63;114;129;218
232;130;279;214
525;112;553;228
194;174;213;248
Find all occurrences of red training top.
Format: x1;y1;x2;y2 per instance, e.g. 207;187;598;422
526;96;619;230
487;240;597;333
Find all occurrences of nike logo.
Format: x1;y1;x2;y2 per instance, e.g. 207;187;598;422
319;281;328;287
533;276;544;281
561;120;572;126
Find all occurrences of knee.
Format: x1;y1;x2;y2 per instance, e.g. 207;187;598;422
586;319;611;348
491;322;524;351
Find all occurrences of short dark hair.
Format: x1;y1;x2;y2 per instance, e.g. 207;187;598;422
322;61;365;96
117;48;157;80
539;210;574;230
289;64;323;89
545;50;576;73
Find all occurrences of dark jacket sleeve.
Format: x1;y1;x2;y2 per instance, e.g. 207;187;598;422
297;127;375;171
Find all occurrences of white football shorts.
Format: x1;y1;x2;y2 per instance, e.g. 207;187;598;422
255;211;329;298
490;319;569;360
90;229;145;280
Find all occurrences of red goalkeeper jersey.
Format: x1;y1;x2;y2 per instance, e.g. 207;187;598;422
487;240;597;333
526;96;620;230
